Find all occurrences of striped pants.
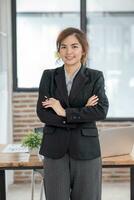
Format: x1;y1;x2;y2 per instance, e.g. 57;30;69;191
43;154;102;200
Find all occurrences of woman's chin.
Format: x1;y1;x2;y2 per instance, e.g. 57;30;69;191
64;60;78;66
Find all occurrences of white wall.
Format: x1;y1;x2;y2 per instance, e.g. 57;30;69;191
0;0;13;185
0;0;12;143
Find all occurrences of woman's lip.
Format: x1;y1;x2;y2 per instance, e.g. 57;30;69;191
65;56;74;59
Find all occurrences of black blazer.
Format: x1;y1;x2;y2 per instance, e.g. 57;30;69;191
37;65;109;160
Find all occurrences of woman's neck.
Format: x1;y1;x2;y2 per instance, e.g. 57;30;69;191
64;64;81;77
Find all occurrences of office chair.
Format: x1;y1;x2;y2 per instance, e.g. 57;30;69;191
31;127;44;200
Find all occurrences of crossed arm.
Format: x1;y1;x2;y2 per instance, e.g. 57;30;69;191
42;95;99;117
37;70;109;126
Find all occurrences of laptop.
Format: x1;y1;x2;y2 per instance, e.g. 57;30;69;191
99;126;134;158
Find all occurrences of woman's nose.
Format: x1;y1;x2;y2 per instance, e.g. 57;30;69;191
66;47;73;54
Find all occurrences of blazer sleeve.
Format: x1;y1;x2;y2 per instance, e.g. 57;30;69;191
65;71;109;123
36;70;76;128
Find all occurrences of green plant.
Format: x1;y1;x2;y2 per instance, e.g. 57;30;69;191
21;131;42;150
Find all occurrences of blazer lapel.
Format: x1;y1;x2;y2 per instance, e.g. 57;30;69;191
69;66;89;103
55;66;69;106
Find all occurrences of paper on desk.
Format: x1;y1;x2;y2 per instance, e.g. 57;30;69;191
2;144;28;153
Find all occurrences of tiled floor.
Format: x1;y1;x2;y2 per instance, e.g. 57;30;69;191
7;181;130;200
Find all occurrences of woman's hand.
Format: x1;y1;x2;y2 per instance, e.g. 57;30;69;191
85;95;99;107
42;98;66;117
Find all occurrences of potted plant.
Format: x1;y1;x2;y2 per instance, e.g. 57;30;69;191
21;131;42;155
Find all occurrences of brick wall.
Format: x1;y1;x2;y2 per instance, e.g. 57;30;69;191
13;92;42;183
13;92;41;143
13;92;134;183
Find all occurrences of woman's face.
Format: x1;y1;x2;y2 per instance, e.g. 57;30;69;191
59;35;84;68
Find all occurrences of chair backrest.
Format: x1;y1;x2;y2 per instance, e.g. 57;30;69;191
34;127;43;134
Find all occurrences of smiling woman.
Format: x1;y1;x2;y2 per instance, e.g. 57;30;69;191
36;27;109;200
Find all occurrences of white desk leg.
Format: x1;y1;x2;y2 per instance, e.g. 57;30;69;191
40;179;44;200
31;170;35;200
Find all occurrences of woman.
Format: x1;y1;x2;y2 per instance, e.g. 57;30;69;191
37;27;109;200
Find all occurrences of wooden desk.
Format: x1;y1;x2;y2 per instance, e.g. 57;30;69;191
1;144;134;200
103;154;134;200
0;144;43;200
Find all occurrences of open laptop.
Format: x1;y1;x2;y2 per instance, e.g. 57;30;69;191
99;126;134;158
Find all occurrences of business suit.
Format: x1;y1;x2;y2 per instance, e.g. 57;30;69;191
37;65;108;200
37;65;109;160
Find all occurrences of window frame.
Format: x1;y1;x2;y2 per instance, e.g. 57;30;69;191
11;0;134;121
11;0;85;92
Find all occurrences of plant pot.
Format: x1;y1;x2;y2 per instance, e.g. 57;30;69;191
28;148;39;155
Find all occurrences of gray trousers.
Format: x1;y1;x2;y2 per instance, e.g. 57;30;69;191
43;154;102;200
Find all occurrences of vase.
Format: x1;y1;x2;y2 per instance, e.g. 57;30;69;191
28;148;39;155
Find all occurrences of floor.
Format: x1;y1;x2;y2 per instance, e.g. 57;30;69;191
7;181;130;200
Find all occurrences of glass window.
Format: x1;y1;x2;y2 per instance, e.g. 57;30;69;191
13;0;134;119
16;0;80;88
87;0;134;118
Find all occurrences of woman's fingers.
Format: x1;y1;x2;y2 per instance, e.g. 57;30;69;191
87;96;98;103
89;95;98;101
85;95;99;107
42;97;59;108
42;95;98;108
42;98;52;107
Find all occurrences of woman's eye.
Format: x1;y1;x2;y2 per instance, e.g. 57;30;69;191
60;46;66;49
73;45;78;48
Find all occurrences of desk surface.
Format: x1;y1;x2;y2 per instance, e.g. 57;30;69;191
1;144;134;169
102;154;134;166
0;144;43;169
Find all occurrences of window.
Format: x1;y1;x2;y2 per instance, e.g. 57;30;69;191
12;0;134;119
13;0;80;89
87;0;134;118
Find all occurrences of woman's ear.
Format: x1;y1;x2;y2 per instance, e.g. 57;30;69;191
82;51;85;55
54;51;60;59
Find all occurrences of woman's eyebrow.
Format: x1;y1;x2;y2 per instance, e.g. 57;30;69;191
71;43;79;46
60;43;80;46
60;44;66;46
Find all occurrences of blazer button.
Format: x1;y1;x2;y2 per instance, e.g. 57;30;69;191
62;120;66;124
73;116;77;119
